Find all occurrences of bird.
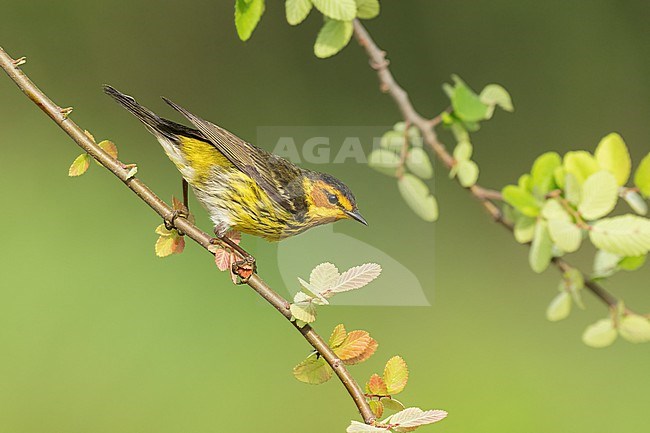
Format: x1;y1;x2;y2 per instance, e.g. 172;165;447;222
103;85;367;247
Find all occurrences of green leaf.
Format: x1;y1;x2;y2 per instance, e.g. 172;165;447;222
502;185;541;217
595;133;631;186
314;19;354;58
634;153;650;197
622;190;648;215
578;171;619;220
381;397;405;412
529;220;553;273
589;215;650;256
329;324;347;348
286;0;313;25
479;83;514;119
380;130;405;153
312;0;356;20
450;76;489;122
456;160;479;187
546;291;571;322
290;292;318;323
234;0;265;41
562;267;585;309
531;152;561;196
354;0;379;19
406;147;433;179
293;354;333;384
98;140;118;160
548;219;582;253
541;199;570;222
368;149;401;177
564;151;599;184
383;356;408;395
619;254;646;271
368;400;384;418
514;215;536;244
453;140;473;161
592;250;622;279
619;315;650;343
564;173;582;206
582;319;617;348
68;153;91;177
398;174;438;222
384;408;448;430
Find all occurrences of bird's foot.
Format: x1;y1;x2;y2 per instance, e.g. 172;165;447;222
210;227;256;284
163;207;190;234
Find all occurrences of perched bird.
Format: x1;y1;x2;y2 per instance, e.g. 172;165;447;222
103;85;367;243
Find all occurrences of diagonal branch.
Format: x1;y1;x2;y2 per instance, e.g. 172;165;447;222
0;46;375;425
352;20;621;311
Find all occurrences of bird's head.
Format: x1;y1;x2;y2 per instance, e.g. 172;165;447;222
302;172;367;227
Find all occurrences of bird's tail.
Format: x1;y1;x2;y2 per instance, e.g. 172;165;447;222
103;85;172;139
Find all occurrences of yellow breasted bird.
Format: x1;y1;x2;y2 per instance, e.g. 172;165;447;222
103;86;367;243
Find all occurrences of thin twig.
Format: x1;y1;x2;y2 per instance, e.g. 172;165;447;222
352;20;621;310
0;46;375;425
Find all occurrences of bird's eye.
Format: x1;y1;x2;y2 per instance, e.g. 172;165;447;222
327;193;338;205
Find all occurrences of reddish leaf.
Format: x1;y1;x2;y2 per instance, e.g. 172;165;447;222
334;330;372;361
98;140;118;159
366;374;388;396
345;337;378;365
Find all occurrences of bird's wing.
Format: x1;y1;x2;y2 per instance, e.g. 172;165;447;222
162;97;304;214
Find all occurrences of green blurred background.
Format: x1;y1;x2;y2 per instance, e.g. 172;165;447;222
2;1;650;432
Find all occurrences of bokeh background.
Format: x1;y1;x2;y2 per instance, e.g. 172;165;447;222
2;1;650;432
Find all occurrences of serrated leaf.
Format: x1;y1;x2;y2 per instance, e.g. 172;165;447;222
293;355;333;384
578;171;619;220
453;140;472;161
406;148;433;179
451;77;489;122
479;84;514;118
589;215;650;256
583;319;617;348
328;324;347;348
592;250;621;279
634;153;650;197
529;220;553;273
383;356;408;395
595;133;631;186
235;0;265;41
622;190;648;215
619;315;650;343
502;185;541;217
286;0;312;25
98;140;118;159
531;152;561;196
548;219;582;253
456;160;479;187
514;215;536;244
385;408;448;430
369;400;384;418
215;248;237;272
346;421;387;433
326;263;382;294
398;174;438;222
334;330;372;361
355;0;379;19
546;291;571;321
381;397;405;412
312;0;356;20
155;232;184;257
314;19;354;58
69;153;91;176
367;373;388;396
345;337;377;365
564;151;599;184
309;262;340;291
290;292;318;323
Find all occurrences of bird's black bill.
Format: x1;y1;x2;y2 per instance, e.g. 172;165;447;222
345;210;368;226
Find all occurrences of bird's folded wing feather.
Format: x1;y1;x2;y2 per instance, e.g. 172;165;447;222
162;97;303;213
